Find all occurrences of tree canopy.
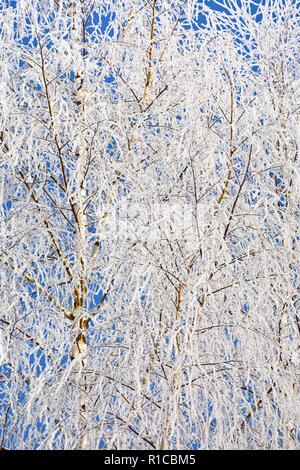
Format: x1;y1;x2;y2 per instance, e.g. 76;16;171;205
0;0;299;450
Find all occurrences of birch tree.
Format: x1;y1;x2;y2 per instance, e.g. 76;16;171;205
0;0;299;450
